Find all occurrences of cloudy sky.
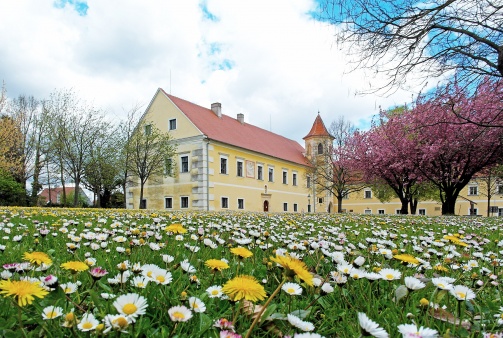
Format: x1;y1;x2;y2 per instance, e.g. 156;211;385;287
0;0;418;144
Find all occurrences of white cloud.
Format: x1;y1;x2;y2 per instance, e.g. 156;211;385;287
0;0;421;144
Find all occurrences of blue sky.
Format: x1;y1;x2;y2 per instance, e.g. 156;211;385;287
0;0;421;142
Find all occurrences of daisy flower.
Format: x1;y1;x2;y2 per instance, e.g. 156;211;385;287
131;276;149;288
180;260;196;274
42;306;63;320
294;334;325;338
282;282;303;296
222;275;267;302
103;314;131;333
60;282;79;294
287;314;315;332
397;323;438;337
168;305;193;322
431;277;453;291
0;279;49;306
358;312;389;338
113;293;148;321
89;267;108;280
404;276;426;291
77;313;100;332
151;268;173;285
206;285;223;298
214;318;235;330
450;285;476;301
188;297;206;313
379;268;401;281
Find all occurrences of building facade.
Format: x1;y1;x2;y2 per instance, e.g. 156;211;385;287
126;89;331;212
127;89;503;216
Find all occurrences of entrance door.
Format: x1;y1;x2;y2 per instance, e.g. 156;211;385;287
263;200;269;212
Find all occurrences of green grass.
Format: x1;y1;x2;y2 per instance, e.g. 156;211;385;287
0;207;502;337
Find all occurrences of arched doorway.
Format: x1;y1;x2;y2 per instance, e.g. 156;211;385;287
328;202;332;213
263;200;269;212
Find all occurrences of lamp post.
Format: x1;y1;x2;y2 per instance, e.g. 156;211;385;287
307;194;311;213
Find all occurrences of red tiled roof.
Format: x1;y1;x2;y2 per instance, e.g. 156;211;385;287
162;90;308;166
303;113;333;140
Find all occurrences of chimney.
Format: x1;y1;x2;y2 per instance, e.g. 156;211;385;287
237;113;244;124
211;102;222;118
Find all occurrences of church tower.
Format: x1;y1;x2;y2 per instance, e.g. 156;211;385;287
303;113;335;213
303;113;334;160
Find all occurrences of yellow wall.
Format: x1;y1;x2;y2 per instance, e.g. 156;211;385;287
341;182;503;216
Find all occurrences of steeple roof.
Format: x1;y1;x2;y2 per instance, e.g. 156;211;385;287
303;113;334;140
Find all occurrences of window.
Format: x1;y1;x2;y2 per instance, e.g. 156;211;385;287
140;199;147;209
378;209;385;215
469;208;477;216
169;119;177;130
181;196;189;208
221;197;228;209
128;191;133;198
144;124;152;135
364;209;372;214
490;206;499;213
317;143;323;155
268;167;274;182
418;209;426;215
396;209;402;215
307;176;311;188
237;199;244;210
220;157;228;174
468;186;478;196
282;171;288;184
364;190;372;199
283;203;288;211
293;203;298;212
237;160;244;177
498;185;503;195
165;197;173;209
499;208;503;217
292;173;297;186
180;156;189;173
257;165;263;180
164;158;173;176
318;197;323;204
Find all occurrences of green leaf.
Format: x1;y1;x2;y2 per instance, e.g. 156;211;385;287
98;281;112;292
435;289;448;303
289;309;311;319
394;285;408;303
261;304;278;324
198;313;213;334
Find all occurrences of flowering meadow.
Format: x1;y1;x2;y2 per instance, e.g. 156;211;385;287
1;208;503;337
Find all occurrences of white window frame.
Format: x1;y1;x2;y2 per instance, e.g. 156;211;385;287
293;203;298;212
468;185;478;196
378;209;385;214
180;196;189;209
283;202;288;211
364;190;372;199
168;118;177;131
257;164;263;180
221;197;229;209
418;209;426;215
282;170;288;184
236;160;244;177
292;172;297;186
364;209;372;214
220;156;228;175
165;197;173;209
180;155;189;173
268;167;274;182
237;198;245;210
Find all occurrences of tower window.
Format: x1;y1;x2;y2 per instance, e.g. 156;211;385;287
317;143;323;155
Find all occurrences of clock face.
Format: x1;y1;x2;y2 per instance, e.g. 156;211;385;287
246;161;255;178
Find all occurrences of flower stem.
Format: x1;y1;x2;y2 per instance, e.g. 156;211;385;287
244;279;285;338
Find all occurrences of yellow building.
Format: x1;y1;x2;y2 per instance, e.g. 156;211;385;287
126;89;332;212
341;180;503;216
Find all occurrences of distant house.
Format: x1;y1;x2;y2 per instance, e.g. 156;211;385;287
38;187;91;206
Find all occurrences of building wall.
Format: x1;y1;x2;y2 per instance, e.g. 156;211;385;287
341;181;503;216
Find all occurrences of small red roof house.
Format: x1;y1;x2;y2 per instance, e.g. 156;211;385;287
126;89;334;212
38;187;90;206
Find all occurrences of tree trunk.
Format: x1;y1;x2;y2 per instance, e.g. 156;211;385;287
74;177;80;207
400;198;409;215
139;181;145;209
337;196;343;213
31;151;42;206
59;159;66;206
441;188;459;215
101;189;111;208
409;198;418;215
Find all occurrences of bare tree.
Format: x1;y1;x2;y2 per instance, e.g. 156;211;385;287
126;120;176;209
319;0;503;94
476;165;503;216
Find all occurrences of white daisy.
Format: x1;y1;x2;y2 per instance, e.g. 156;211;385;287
188;297;206;313
358;312;389;338
287;314;315;332
113;293;148;321
77;313;99;332
450;285;476;301
282;282;303;296
131;276;149;288
206;285;223;298
397;323;438;337
404;276;426;291
42;306;63;320
168;305;193;322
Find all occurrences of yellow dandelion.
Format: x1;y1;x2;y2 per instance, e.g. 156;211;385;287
165;223;187;234
222;275;267;302
230;247;253;259
0;279;49;307
205;259;230;272
61;261;89;273
443;235;469;247
393;254;420;265
23;251;52;266
270;254;313;286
